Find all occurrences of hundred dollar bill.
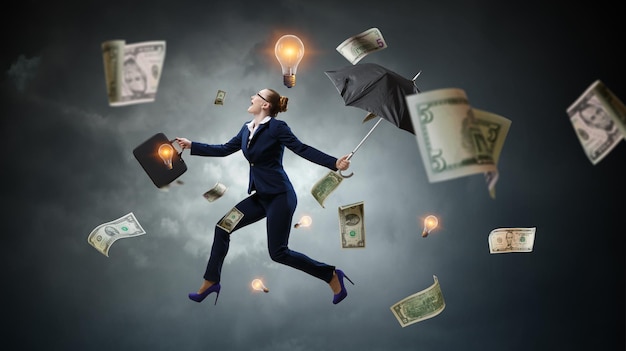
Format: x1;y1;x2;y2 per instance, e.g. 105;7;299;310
472;108;511;199
101;40;166;106
390;275;446;328
566;79;626;165
338;201;365;248
203;182;228;202
406;88;500;183
336;27;387;65
214;90;226;105
87;212;146;257
217;207;244;233
488;227;536;254
311;171;343;208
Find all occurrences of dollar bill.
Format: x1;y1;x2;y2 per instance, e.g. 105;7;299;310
101;40;125;105
336;27;388;65
87;212;146;257
101;40;166;106
311;171;343;208
472;108;511;199
390;275;446;328
217;207;244;233
488;227;536;254
214;90;226;105
406;88;505;183
566;79;626;165
338;201;365;248
203;182;228;202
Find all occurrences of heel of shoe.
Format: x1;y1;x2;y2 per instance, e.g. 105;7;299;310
342;272;355;286
213;290;220;305
332;269;354;305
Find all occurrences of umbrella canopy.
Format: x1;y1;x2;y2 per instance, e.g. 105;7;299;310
325;62;418;134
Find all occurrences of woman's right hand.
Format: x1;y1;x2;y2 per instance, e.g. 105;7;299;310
175;137;191;149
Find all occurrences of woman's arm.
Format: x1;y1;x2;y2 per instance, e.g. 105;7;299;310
175;125;244;157
272;119;350;171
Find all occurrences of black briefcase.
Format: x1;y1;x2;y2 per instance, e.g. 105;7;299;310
133;132;187;188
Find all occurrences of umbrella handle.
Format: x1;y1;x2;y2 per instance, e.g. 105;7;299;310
339;152;355;178
339;169;353;178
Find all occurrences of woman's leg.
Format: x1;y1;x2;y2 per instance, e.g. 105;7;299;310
264;190;335;283
202;194;267;284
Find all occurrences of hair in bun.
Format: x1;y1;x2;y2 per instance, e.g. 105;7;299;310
267;88;289;117
278;96;288;113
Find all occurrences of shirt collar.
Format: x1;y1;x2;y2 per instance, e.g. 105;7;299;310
246;116;272;133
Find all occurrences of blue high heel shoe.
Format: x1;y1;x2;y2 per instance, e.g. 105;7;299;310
332;269;354;305
188;283;221;304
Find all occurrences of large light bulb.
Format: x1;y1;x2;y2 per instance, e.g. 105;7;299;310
422;215;439;238
294;215;312;228
274;35;304;88
251;278;269;293
158;143;174;169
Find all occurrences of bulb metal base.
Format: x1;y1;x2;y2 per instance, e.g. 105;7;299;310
283;74;296;88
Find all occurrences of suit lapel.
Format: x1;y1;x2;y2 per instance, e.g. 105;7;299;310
247;122;268;149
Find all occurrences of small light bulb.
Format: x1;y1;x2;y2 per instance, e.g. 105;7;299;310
294;215;312;228
251;279;269;293
275;35;305;88
422;215;439;238
158;143;174;169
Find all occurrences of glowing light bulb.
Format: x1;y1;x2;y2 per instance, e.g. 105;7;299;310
274;35;304;88
294;215;312;228
251;279;269;293
422;215;439;238
158;143;174;169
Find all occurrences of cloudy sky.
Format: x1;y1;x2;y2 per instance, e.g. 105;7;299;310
2;1;624;350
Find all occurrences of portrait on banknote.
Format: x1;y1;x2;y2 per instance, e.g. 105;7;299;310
101;40;166;106
567;81;624;164
575;94;620;139
122;56;148;99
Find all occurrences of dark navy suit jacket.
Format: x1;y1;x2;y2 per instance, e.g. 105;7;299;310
191;118;338;195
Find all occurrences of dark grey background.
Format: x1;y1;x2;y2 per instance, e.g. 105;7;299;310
1;1;623;350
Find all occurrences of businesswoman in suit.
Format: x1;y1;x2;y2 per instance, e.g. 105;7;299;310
175;88;354;306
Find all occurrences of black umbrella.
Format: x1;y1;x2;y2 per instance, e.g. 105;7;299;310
325;63;420;177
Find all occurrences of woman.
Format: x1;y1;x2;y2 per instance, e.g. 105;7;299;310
175;88;354;306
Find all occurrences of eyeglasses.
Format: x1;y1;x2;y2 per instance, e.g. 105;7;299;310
256;93;268;102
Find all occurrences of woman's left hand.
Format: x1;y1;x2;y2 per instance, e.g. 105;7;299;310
336;154;351;171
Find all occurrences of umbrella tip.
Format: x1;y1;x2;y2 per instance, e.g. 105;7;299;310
411;70;422;81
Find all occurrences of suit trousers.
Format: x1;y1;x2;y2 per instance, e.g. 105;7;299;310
203;189;335;284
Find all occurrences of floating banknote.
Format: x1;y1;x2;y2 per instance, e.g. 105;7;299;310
87;212;146;257
311;171;343;208
203;182;228;202
406;88;512;183
217;207;244;233
338;201;365;248
101;40;166;106
472;108;511;199
336;27;387;64
214;90;226;105
488;227;536;254
566;79;626;165
390;275;446;328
